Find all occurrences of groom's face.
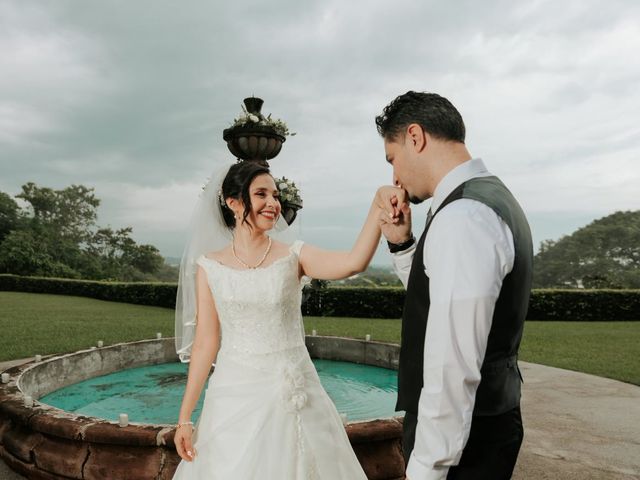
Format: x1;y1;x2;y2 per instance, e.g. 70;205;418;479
384;132;425;204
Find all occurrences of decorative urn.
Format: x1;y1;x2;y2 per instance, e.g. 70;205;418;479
223;96;301;225
281;201;302;225
223;97;286;163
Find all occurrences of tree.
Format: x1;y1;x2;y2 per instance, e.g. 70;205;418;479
0;192;21;242
84;227;164;280
16;182;100;244
533;210;640;288
127;244;164;273
0;230;79;277
0;182;165;281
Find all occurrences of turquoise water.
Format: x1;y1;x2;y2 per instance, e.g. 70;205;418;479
40;360;398;423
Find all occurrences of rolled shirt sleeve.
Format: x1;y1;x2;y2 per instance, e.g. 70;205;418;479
405;199;514;480
391;242;416;290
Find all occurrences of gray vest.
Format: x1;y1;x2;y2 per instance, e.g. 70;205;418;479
396;175;533;416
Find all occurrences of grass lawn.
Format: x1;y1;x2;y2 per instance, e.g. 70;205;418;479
0;292;176;361
1;292;638;385
304;316;640;385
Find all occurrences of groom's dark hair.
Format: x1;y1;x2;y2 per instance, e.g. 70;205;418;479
375;91;466;143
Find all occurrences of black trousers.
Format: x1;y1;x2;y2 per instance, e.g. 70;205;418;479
402;406;523;480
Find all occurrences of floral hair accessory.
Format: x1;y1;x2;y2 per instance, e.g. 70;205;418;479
217;189;226;207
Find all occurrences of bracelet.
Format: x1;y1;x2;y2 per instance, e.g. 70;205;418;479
387;234;415;253
176;421;194;429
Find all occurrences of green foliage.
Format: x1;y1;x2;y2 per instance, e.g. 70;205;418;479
528;289;640;321
0;274;176;308
0;230;80;277
84;227;164;280
16;182;100;243
302;287;405;318
0;183;166;281
151;262;182;282
534;210;640;288
0;192;21;243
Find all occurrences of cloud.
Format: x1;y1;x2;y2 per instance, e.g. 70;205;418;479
0;102;58;147
0;0;639;263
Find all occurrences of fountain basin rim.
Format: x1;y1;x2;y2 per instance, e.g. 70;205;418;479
0;336;404;447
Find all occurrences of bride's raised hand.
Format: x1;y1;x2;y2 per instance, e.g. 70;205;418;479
375;186;412;244
174;425;197;462
375;185;406;221
297;185;412;281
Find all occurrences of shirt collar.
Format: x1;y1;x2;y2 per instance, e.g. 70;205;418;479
430;157;491;213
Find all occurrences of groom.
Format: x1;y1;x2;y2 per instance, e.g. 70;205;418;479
376;92;533;480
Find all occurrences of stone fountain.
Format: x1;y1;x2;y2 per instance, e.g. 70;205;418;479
0;337;405;479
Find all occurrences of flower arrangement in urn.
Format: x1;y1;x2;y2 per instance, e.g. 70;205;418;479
223;97;295;163
275;176;303;225
231;103;295;138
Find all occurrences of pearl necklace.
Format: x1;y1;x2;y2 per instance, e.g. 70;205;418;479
232;236;272;269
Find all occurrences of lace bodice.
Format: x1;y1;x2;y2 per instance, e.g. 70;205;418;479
195;240;308;367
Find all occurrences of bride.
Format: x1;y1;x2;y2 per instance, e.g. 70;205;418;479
171;160;391;479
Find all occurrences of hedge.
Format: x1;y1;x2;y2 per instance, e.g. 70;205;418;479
1;274;639;321
527;288;640;321
303;287;640;320
0;274;176;309
302;287;404;318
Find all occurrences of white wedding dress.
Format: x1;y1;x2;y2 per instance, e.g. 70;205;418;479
172;241;368;479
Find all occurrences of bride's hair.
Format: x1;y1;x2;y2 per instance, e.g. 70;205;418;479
220;161;272;228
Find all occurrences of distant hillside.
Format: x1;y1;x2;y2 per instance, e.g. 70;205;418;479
329;265;402;287
164;256;182;267
534;210;640;288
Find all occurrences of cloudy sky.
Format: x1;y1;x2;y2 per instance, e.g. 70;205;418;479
1;0;639;265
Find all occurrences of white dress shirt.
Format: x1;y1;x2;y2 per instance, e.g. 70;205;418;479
391;158;515;480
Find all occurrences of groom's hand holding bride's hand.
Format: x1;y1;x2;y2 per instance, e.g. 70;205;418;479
375;186;412;244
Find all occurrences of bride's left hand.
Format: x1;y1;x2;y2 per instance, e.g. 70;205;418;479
375;186;412;244
375;185;407;222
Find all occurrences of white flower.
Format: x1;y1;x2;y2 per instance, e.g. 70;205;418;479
248;114;260;122
275;177;302;205
290;391;308;410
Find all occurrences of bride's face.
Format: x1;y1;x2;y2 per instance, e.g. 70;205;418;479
242;174;281;231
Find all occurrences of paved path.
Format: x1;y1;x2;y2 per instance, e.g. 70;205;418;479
513;362;639;479
1;359;639;479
